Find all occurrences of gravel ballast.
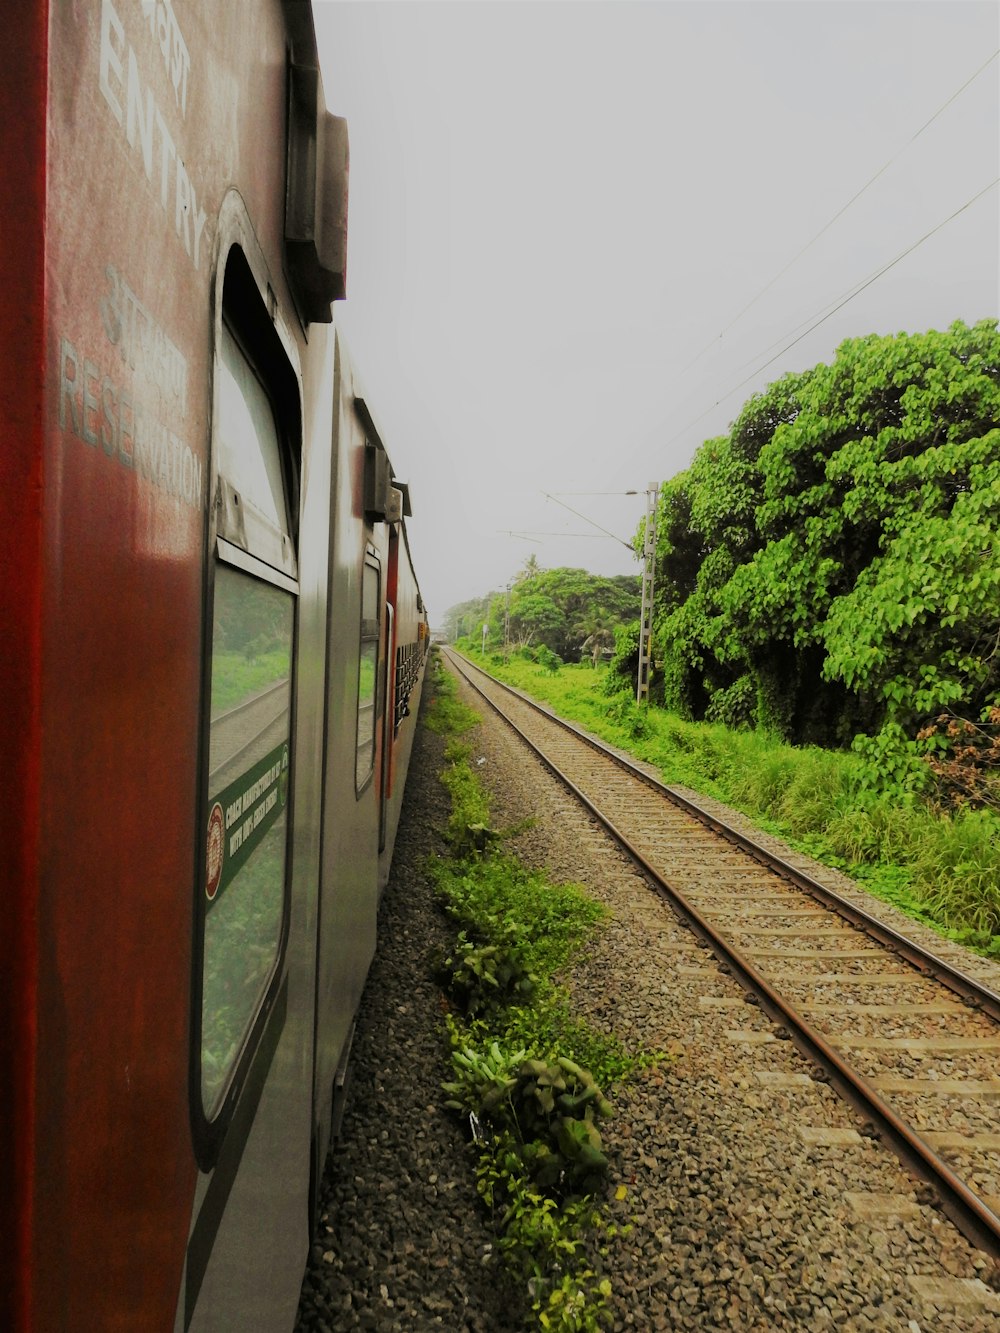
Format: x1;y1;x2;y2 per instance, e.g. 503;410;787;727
296;665;1000;1330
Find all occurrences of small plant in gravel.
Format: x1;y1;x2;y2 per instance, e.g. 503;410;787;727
435;932;539;1016
437;739;495;851
480;1157;614;1330
442;1035;613;1190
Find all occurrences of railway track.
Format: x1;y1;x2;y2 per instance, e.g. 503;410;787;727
209;677;290;785
443;648;1000;1260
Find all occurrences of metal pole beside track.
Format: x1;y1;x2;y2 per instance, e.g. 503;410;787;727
637;482;657;704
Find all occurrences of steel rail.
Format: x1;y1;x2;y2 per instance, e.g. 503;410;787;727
444;648;1000;1258
209;699;290;787
210;675;289;726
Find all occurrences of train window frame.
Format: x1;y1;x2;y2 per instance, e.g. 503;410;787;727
191;234;302;1170
355;550;381;797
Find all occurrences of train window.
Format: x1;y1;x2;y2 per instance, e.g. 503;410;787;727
202;565;293;1113
356;556;380;793
215;321;297;581
218;325;291;538
199;292;298;1123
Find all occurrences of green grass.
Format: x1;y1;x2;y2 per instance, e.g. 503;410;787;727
452;646;1000;957
211;649;290;715
424;657;483;736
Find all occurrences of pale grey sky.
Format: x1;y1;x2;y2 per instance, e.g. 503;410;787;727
315;0;1000;622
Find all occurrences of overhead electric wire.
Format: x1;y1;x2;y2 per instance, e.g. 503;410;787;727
680;47;1000;375
730;169;998;378
502;530;618;540
541;491;635;550
664;175;1000;451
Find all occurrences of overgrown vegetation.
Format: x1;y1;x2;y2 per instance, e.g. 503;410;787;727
443;563;640;665
425;656;646;1330
453;651;1000;958
643;321;999;796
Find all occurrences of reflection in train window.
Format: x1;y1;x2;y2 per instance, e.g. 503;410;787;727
202;565;293;1114
356;556;380;793
217;323;291;539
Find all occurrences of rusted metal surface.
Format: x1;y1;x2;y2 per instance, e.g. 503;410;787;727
445;649;1000;1259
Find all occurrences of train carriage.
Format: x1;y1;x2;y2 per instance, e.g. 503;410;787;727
1;2;427;1328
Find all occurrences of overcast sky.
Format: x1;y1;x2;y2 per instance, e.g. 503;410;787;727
314;0;1000;623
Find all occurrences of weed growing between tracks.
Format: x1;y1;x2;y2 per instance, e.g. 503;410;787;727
425;656;649;1331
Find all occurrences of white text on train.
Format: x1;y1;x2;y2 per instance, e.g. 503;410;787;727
98;0;208;271
59;335;203;512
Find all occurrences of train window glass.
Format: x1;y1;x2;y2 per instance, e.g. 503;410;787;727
200;311;297;1118
202;561;294;1115
215;321;296;578
356;557;380;792
218;324;289;536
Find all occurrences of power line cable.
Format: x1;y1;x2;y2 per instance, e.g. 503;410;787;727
541;492;635;550
501;530;618;540
664;175;1000;451
731;176;996;378
680;47;1000;375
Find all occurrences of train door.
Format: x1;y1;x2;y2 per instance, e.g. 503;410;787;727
183;233;313;1331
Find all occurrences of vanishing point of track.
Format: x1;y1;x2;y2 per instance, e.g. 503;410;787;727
443;648;1000;1260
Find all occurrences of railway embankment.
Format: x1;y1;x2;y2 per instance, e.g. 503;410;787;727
298;656;1000;1331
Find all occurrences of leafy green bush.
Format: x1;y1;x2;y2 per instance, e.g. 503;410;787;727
435;932;538;1016
536;645;563;674
441;1039;613;1190
602;622;640;697
704;674;755;730
604;690;651;740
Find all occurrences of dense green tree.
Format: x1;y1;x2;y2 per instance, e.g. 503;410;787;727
514;553;543;583
648;320;1000;769
576;608;618;667
442;595;492;643
446;567;641;662
507;568;641;660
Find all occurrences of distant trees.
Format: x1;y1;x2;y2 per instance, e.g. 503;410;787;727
505;568;641;662
645;320;1000;779
445;567;641;664
442;595;492;644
